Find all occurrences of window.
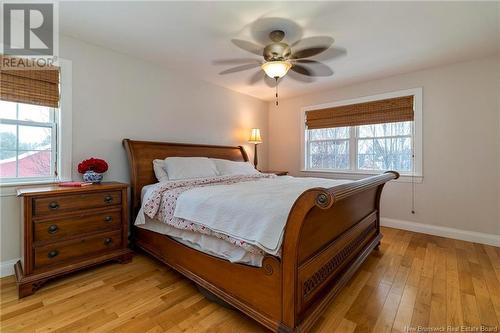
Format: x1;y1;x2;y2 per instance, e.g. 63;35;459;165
0;101;57;182
302;89;422;178
357;122;412;172
0;56;72;186
308;127;350;170
307;121;413;172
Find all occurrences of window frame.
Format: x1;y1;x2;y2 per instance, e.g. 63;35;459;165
0;112;58;183
301;88;423;182
0;58;72;187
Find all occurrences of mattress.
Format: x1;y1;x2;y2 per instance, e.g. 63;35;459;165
135;183;264;266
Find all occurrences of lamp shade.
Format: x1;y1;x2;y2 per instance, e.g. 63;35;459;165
248;128;262;144
261;61;292;79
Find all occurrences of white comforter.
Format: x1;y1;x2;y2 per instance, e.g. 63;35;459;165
136;184;265;266
173;176;348;255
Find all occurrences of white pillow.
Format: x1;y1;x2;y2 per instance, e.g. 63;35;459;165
164;157;218;180
152;159;169;182
212;158;259;176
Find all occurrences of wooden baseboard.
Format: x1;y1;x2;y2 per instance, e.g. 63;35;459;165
380;218;500;246
0;258;19;278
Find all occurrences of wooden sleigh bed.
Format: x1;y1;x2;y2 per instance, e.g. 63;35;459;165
123;139;398;333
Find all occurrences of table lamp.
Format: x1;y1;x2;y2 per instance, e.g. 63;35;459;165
248;128;262;168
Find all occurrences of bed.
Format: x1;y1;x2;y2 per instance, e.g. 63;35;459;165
123;139;398;333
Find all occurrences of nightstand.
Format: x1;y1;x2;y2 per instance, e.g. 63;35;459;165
260;170;288;176
15;182;133;298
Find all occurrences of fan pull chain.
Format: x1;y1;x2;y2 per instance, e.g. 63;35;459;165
275;77;279;107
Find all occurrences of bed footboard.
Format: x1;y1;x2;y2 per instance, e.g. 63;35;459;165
280;171;398;332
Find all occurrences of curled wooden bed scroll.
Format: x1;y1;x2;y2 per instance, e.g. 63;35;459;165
123;139;398;333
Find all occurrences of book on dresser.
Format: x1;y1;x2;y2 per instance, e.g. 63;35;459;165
16;182;134;298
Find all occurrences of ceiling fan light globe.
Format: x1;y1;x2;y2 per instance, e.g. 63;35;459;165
261;61;292;79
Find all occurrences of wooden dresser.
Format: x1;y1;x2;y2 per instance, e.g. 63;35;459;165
16;182;133;298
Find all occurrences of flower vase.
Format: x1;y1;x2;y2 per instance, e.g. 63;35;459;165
83;170;103;183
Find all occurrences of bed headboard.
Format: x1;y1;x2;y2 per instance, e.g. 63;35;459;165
122;139;249;218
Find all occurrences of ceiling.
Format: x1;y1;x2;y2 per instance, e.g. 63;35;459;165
60;1;500;101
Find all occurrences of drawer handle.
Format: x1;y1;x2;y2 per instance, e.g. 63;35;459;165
104;196;113;204
47;250;59;259
47;224;59;234
104;216;113;222
104;238;113;246
48;201;59;210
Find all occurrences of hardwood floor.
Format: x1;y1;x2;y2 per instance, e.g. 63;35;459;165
1;227;499;333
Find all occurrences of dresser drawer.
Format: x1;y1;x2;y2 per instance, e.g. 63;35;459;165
34;209;122;243
34;231;122;269
33;191;121;216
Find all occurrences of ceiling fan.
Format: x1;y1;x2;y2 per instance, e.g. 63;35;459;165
215;28;343;105
216;29;340;85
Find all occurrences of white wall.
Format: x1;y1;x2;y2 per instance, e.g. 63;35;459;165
0;36;268;267
62;36;268;181
269;56;500;238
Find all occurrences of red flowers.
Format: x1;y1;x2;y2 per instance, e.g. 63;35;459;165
78;158;108;174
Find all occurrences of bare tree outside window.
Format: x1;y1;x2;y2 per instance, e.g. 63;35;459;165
357;122;412;172
307;121;413;173
308;127;350;170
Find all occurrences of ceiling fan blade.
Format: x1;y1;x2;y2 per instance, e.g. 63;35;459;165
288;69;315;83
291;36;335;59
231;39;263;56
219;63;260;75
213;59;260;65
291;64;313;76
248;70;264;85
292;47;331;60
291;36;334;49
312;47;347;61
292;60;334;76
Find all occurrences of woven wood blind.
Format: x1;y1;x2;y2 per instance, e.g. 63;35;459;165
306;95;414;129
0;56;60;108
